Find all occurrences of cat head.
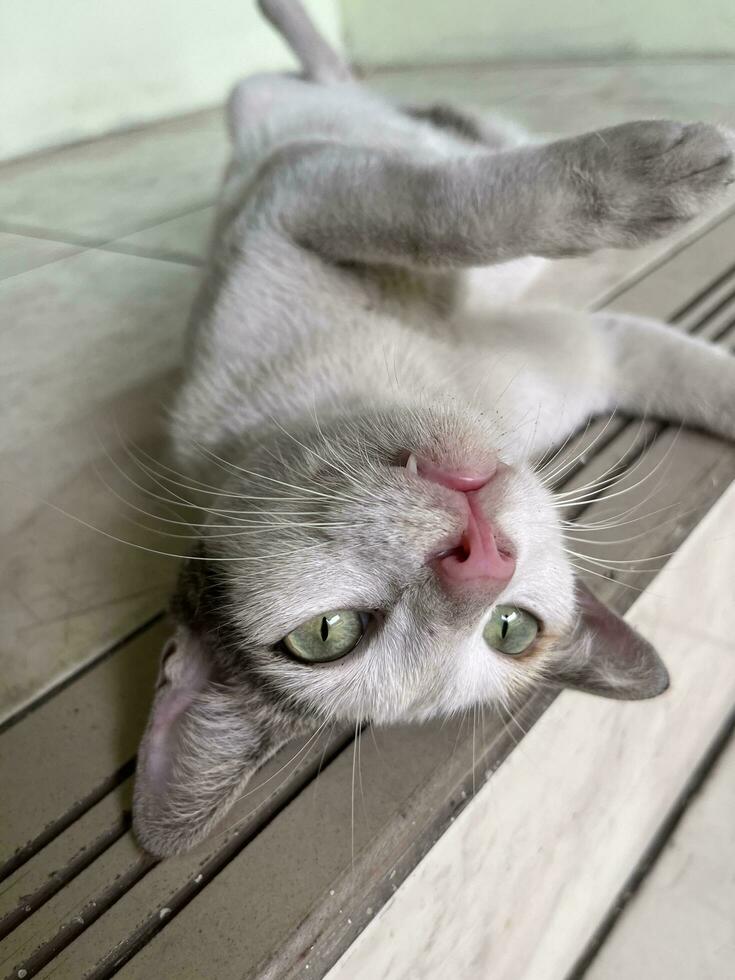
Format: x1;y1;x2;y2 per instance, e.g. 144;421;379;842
133;400;668;855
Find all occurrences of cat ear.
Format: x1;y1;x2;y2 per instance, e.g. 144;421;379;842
553;581;669;700
133;627;293;856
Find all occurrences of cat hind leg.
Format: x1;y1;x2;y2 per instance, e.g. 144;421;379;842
594;311;735;440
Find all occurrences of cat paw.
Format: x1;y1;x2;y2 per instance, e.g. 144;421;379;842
571;120;735;247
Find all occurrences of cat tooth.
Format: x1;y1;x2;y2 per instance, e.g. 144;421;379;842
405;453;418;477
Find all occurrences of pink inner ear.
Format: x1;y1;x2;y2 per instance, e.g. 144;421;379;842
145;635;210;788
576;581;641;654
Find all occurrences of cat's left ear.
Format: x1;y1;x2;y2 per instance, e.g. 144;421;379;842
552;581;669;700
133;626;297;857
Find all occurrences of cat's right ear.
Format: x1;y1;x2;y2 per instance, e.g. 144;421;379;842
133;627;292;857
551;581;670;701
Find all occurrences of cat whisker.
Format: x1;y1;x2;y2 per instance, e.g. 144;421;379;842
559;497;682;531
539;410;620;488
563;508;693;546
536;415;594;486
93;457;342;537
208;719;336;845
231;718;333;806
111;424;201;510
559;471;681;531
565;546;679;568
553;414;655;491
191;438;363;506
121;428;282;498
553;437;675;512
93;449;261;518
122;433;323;504
566;561;652;594
551;422;653;503
115;519;362;541
269;415;383;503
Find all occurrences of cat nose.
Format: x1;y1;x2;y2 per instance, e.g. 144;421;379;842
409;454;497;491
433;494;516;594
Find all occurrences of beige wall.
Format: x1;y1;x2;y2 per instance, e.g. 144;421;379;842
342;0;735;67
3;0;735;161
0;0;343;160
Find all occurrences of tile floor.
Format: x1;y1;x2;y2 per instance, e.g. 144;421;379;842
1;58;734;978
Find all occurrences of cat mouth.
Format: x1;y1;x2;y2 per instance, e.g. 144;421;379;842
403;451;497;491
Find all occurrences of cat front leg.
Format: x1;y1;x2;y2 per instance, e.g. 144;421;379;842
258;121;733;270
543;121;735;253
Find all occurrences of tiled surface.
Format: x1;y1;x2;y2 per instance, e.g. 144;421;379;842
0;248;198;720
111;205;215;263
0;232;81;280
587;733;735;980
325;483;735;980
0;108;225;240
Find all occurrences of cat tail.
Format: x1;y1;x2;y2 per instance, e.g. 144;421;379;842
258;0;353;83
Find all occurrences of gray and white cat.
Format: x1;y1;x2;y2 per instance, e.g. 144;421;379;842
133;0;735;856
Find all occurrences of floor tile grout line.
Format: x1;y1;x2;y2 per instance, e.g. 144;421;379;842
0;199;213;270
0;246;89;284
0;810;131;942
97;242;203;268
0;239;202;281
0;612;164;738
0;106;224;172
0;758;137;886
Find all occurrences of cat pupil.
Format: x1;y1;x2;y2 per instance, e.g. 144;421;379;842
501;616;509;640
320;617;329;642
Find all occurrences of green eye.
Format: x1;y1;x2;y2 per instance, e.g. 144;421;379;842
283;610;367;663
483;605;539;656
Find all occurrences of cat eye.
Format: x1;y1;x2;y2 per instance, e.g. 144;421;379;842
282;610;367;663
483;605;539;656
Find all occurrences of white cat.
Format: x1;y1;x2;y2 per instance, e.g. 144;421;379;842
133;0;735;856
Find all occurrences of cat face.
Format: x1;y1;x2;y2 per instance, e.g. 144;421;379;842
133;400;668;855
207;404;574;723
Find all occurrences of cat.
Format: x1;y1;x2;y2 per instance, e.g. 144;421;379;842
133;0;735;856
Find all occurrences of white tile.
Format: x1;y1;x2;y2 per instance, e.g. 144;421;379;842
0;248;201;721
110;206;215;263
0;232;81;280
325;482;735;980
587;735;735;980
0;109;226;239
